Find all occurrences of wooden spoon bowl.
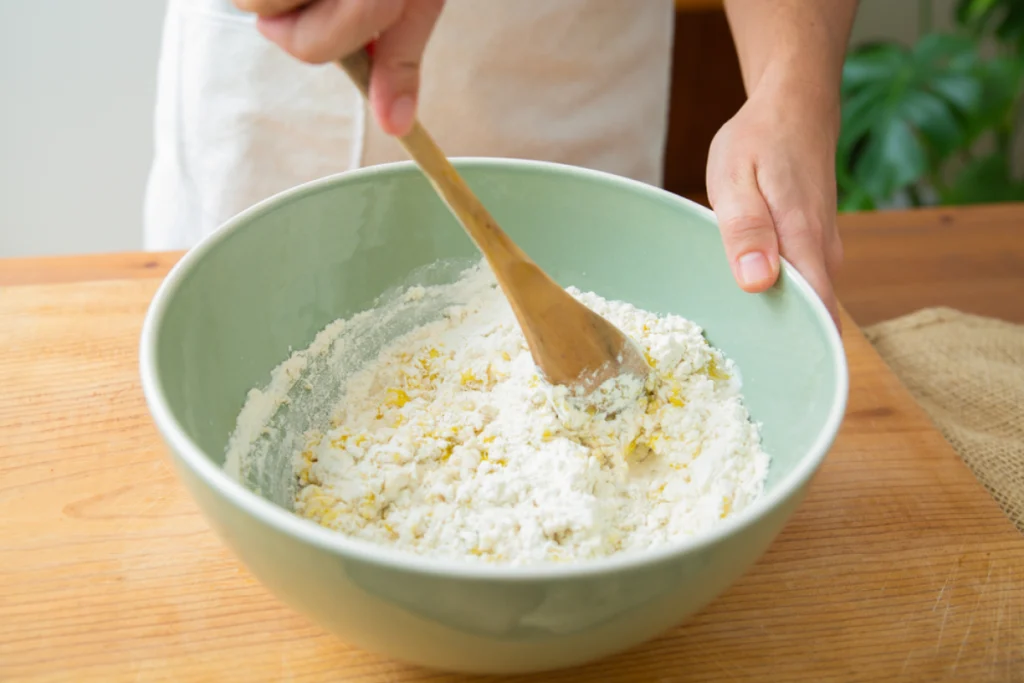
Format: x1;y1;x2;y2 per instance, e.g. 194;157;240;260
338;48;650;400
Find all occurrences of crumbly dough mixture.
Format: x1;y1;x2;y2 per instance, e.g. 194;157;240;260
280;264;770;564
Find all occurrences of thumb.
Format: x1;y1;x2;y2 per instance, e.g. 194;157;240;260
707;162;781;293
369;0;445;136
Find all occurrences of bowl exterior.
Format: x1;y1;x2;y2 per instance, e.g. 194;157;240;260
142;159;846;675
162;435;810;674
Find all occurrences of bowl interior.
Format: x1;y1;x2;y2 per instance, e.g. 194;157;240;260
153;160;842;512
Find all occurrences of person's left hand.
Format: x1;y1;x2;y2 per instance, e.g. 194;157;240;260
706;78;844;330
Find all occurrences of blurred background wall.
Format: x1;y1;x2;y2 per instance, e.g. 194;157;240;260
0;1;165;258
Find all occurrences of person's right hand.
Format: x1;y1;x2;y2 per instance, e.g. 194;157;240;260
233;0;445;136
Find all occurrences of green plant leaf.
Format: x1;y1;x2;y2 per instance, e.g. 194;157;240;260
841;42;909;93
942;151;1024;204
855;117;929;200
838;83;891;152
912;32;977;66
957;0;1001;27
835;25;1022;209
837;187;876;213
968;55;1023;138
997;2;1024;49
930;73;984;114
897;90;963;155
956;0;1024;52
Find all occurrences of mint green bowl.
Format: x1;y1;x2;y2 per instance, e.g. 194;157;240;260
139;159;847;674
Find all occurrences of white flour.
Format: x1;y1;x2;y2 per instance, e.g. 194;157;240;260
225;262;770;564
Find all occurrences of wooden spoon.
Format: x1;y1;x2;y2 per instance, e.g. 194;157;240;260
338;47;650;398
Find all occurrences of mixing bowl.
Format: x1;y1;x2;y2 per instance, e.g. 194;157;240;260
139;159;848;674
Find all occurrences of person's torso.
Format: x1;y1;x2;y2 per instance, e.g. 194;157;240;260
146;0;674;249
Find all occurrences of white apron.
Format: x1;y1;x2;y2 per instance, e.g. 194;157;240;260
143;0;675;251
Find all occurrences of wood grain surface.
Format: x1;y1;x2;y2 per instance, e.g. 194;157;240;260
0;250;180;287
1;272;1022;680
835;204;1024;326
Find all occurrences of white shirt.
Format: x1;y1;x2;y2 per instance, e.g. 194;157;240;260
144;0;675;251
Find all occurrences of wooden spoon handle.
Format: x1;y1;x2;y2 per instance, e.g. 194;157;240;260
336;47;650;392
337;48;527;269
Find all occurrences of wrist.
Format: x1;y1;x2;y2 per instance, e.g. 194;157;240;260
752;60;842;141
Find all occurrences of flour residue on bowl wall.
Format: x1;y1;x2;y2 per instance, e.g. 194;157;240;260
224;259;770;564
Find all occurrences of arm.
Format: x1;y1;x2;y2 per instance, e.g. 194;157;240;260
708;0;858;327
725;0;857;112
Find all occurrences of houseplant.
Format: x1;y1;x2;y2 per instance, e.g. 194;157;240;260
837;0;1024;210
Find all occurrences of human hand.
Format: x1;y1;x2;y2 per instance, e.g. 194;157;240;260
706;77;844;329
232;0;445;136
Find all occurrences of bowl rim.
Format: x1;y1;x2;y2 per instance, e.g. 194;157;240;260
139;157;849;581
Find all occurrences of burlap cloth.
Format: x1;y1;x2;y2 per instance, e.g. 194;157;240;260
864;307;1024;533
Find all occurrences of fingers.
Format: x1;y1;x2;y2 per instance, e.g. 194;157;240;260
369;0;445;135
708;148;842;331
775;208;842;331
824;230;844;280
250;0;443;137
256;0;405;64
707;161;781;293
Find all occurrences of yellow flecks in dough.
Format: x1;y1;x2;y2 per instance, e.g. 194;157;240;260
296;451;315;485
705;356;730;381
320;507;342;526
385;388;411;407
277;266;770;565
357;492;378;521
299;487;328;517
440;441;454;462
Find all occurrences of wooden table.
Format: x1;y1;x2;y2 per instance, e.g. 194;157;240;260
836;203;1024;326
1;204;1023;681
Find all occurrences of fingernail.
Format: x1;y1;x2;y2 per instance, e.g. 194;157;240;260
737;251;773;288
389;95;415;135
